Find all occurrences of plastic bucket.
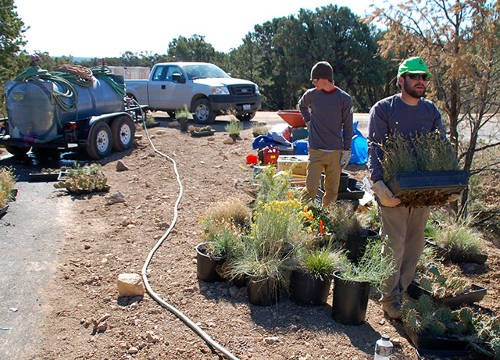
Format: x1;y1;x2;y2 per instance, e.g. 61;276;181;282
246;154;258;165
294;140;309;155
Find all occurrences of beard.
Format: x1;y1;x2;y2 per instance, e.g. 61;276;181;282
403;78;426;99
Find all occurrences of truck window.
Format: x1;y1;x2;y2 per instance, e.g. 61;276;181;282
152;66;167;81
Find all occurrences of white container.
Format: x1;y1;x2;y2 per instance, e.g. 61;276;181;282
374;334;393;359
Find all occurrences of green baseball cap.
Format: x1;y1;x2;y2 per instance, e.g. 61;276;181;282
397;57;432;78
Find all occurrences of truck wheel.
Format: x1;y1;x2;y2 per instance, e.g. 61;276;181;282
111;116;135;151
87;122;112;159
193;98;215;124
236;112;256;121
5;145;30;158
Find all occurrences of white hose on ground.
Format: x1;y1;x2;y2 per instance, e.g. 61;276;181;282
136;110;239;360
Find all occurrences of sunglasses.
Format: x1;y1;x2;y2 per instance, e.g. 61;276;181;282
405;73;429;81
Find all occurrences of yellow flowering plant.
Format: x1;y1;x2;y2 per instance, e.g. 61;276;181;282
251;198;305;256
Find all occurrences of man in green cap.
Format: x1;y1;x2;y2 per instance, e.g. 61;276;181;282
367;56;456;319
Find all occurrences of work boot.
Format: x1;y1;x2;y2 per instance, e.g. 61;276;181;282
382;301;402;320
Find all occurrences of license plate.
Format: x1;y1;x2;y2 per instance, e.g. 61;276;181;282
243;104;251;111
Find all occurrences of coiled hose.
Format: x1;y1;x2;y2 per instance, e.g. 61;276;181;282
137;105;239;360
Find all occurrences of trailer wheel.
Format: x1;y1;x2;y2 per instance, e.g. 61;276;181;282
193;98;215;124
5;145;30;158
87;122;112;159
111;116;135;151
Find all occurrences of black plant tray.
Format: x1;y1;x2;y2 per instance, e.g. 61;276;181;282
29;172;60;182
387;170;468;206
0;205;8;220
338;187;364;200
190;129;214;137
408;281;487;308
406;327;473;355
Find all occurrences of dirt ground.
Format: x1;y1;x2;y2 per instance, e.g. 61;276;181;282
5;112;498;360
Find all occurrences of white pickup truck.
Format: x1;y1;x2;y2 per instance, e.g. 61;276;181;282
125;62;262;124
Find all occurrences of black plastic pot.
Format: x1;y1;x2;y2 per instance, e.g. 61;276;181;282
339;172;349;192
195;242;224;282
346;228;379;264
289;269;331;306
331;271;370;325
247;276;280;306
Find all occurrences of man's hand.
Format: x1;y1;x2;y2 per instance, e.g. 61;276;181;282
372;180;401;207
341;150;351;168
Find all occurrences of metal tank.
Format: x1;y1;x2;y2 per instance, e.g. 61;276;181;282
5;74;124;143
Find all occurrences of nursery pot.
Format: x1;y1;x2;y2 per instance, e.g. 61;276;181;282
195;242;224;282
247;276;280;306
346;229;379;264
289;269;331;306
331;271;370;325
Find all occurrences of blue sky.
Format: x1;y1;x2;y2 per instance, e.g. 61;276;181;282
14;0;386;58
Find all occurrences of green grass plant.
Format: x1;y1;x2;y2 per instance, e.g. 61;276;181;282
336;235;395;289
225;118;243;136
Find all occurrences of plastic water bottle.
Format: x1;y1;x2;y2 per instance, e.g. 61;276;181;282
374;334;393;359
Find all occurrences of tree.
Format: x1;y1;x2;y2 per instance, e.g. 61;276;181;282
245;5;388;111
167;35;216;62
368;0;499;217
0;0;27;115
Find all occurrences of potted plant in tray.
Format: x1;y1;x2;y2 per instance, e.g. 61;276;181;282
408;248;487;308
331;236;395;325
380;131;468;207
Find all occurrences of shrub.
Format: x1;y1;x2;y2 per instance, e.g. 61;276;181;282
54;163;108;194
199;197;251;232
0;167;16;207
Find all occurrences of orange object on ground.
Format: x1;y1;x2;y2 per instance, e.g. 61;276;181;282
246;154;258;164
277;110;306;128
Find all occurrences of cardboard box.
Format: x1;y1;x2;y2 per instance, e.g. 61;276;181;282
277;155;308;176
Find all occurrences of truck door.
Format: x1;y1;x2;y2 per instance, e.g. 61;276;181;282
148;65;190;110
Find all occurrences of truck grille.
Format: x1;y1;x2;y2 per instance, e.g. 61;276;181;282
228;85;255;96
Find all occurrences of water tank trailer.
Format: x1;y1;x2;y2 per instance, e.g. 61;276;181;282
0;64;142;159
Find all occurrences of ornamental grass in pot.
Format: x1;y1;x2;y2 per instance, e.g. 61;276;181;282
289;246;342;306
331;236;395;325
197;198;251;282
224;198;307;305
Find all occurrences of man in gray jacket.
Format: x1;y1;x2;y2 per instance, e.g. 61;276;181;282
299;61;353;207
368;56;455;319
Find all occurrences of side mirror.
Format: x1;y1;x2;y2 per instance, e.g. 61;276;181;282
172;73;186;84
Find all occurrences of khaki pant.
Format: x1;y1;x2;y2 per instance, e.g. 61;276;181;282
379;205;431;304
306;148;342;207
